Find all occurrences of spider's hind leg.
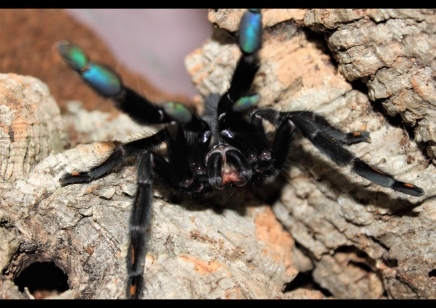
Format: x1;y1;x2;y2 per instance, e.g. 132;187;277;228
255;108;424;197
307;111;371;145
351;158;424;196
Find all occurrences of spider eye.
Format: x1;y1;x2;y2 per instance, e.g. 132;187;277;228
57;40;88;72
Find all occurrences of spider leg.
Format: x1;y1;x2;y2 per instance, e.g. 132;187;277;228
126;151;153;299
255;109;371;145
243;116;297;183
255;108;424;197
217;9;262;119
165;123;194;187
297;111;371;145
269;119;297;172
220;122;266;161
126;134;213;299
57;41;203;127
127;130;216;298
59;130;165;186
211;9;273;176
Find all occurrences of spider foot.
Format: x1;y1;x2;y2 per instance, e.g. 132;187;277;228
343;130;371;144
352;159;424;197
239;9;262;54
392;181;425;197
59;172;92;186
127;275;144;299
57;40;122;97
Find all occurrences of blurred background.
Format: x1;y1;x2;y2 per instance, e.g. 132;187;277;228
66;9;212;97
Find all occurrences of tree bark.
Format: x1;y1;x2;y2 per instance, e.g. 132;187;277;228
185;9;436;298
0;74;299;299
1;9;436;299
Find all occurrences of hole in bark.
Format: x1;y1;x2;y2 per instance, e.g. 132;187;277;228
350;79;368;94
385;258;398;268
334;245;377;272
283;271;332;297
14;262;69;299
429;269;436;279
348;259;372;273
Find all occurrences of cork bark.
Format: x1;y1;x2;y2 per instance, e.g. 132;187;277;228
0;74;299;299
185;9;436;298
1;9;436;299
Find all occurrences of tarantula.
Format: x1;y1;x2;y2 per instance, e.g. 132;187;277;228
57;9;424;299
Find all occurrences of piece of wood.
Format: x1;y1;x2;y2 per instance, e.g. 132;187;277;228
2;9;436;299
0;73;297;299
186;9;436;299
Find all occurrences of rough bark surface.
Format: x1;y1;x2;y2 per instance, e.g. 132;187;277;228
185;9;436;298
1;8;436;300
0;74;299;299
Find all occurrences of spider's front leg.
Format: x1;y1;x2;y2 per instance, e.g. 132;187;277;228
59;132;165;185
57;39;207;186
256;108;424;197
57;37;212;299
216;9;262;117
57;40;201;127
212;10;270;164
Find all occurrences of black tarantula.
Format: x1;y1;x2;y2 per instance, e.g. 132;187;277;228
57;9;424;299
